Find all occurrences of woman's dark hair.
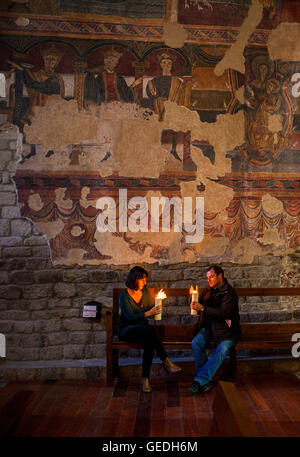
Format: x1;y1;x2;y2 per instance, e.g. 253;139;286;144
206;265;224;278
125;266;148;290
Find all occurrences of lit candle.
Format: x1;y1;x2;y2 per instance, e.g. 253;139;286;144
154;289;167;320
190;285;199;316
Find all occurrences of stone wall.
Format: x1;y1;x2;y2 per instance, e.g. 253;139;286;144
0;125;299;380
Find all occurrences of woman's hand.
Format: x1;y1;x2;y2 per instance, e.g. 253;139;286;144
190;301;204;312
145;304;162;318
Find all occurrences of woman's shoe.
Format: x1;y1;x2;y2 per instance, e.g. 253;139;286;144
142;377;152;393
162;357;182;374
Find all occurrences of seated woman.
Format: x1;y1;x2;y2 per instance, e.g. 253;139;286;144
118;266;181;393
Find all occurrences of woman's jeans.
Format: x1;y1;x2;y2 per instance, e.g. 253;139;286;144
120;324;167;378
192;328;234;386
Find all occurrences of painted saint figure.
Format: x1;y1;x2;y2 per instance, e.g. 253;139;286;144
9;44;65;161
146;52;185;121
84;47;136;106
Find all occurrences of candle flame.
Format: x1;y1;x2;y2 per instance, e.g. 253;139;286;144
156;288;167;300
189;285;199;294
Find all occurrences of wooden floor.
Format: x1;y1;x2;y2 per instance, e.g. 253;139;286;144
1;373;300;437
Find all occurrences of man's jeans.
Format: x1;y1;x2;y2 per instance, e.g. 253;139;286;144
192;328;234;386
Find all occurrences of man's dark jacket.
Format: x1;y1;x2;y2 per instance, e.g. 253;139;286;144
194;279;241;345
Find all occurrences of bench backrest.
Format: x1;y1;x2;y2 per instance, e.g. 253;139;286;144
112;287;300;335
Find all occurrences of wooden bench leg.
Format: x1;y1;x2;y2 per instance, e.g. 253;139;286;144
106;348;119;386
229;346;237;384
112;348;119;378
106;349;113;386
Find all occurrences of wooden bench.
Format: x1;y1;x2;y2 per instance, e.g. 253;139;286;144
210;381;262;436
106;287;300;386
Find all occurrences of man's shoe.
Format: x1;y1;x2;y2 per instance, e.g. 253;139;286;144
189;380;214;395
200;380;214;393
189;381;201;395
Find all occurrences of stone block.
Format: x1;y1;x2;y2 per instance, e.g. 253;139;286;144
39;346;64;360
63;270;90;283
25;299;48;311
183;268;204;280
0;160;7;171
268;310;293;321
10;271;35;284
48;298;72;309
35;270;63;283
0;286;22;300
24;236;48;246
0;220;10;236
0;236;23;246
239;313;249;323
0;258;26;270
54;283;76;298
293;309;300;319
0;183;15;192
62;318;92;331
6;161;17;172
1;309;31;320
25;258;52;270
0;320;13;333
31;246;50;258
20;334;42;347
68;331;92;345
93;331;106;344
178;296;189;307
34;319;62;333
84;344;104;358
2;247;32;258
1;172;11;184
11;219;32;237
256;278;280;287
44;332;69;346
75;283;106;298
0;139;9;149
0;192;16;205
0;299;8;310
23;284;53;299
13;321;35;334
63;344;85;359
1;206;20;219
8;347;40;361
258;256;282;266
150;270;183;281
248;312;268;322
89;270;120;282
0;271;9;284
9;141;17;150
56;309;80;319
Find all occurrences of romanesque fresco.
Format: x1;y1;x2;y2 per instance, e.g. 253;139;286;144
0;0;299;265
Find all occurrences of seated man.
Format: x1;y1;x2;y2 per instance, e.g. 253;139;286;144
189;265;241;394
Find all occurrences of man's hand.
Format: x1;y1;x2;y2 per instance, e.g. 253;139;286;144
190;301;204;312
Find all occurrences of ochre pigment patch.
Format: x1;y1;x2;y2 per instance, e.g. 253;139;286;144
113;119;168;178
34;220;64;241
214;0;263;75
163;103;245;179
231;238;265;264
261;193;284;214
260;228;285;247
268;23;300;61
24;95;98;151
267;114;283;134
163;22;187;48
184;235;229;260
